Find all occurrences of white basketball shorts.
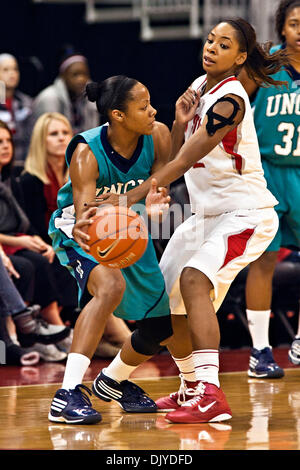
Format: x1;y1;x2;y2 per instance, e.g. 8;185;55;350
159;207;278;315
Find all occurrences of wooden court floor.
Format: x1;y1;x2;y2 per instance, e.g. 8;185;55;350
0;367;300;451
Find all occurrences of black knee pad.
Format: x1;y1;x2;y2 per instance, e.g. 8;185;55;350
131;314;173;356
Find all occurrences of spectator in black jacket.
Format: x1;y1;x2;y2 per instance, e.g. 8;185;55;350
0;249;70;364
0;119;69;330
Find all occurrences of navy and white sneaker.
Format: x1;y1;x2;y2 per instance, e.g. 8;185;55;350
288;338;300;365
92;370;157;413
248;347;284;379
48;384;102;424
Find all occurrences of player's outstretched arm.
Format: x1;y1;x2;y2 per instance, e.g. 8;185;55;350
126;93;245;206
94;94;245;208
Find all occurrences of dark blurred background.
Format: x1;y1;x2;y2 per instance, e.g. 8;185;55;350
0;0;204;128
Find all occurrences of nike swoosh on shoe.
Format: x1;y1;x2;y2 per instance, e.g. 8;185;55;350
198;401;216;413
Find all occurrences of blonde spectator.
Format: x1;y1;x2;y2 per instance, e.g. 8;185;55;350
22;112;71;242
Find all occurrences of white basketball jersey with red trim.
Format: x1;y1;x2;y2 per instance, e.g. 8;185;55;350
184;75;278;215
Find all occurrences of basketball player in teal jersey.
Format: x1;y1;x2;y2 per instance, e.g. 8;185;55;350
47;76;182;425
239;0;300;377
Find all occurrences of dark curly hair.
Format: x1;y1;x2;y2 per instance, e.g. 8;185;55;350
275;0;300;42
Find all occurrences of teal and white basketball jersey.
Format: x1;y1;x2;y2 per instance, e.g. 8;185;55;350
252;44;300;166
49;125;170;321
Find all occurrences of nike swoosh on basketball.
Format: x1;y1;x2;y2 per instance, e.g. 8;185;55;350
97;239;120;258
198;401;216;413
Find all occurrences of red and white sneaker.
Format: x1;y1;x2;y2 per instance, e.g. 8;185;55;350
156;374;199;412
165;382;232;424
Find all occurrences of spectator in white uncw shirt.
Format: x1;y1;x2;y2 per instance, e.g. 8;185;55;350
0;53;33;172
33;52;99;136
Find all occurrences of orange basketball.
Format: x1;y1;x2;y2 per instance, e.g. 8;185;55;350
87;205;148;269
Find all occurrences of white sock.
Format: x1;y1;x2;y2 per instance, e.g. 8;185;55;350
103;351;137;382
192;349;220;387
172;353;196;382
246;309;271;350
62;353;91;390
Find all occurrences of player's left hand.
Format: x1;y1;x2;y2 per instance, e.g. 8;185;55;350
175;87;200;125
72;206;98;251
145;178;170;222
84;192;128;209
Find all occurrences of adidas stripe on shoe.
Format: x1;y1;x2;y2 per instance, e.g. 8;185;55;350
48;384;102;424
288;338;300;365
92;370;157;413
248;347;284;378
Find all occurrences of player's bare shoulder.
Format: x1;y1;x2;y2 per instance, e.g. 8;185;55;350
70;142;97;168
152;121;171;162
152;121;171;149
69;142;99;180
204;93;245;137
71;142;95;165
219;93;245;120
152;121;170;141
213;93;245;117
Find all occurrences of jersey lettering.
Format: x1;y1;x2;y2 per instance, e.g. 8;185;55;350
266;93;300;117
280;93;297;115
96;179;145;197
274;122;300;156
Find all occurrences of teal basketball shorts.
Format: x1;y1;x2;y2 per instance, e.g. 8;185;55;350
52;235;170;322
262;159;300;251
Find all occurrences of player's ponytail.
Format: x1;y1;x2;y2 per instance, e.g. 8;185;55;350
86;76;138;124
224;17;290;88
85;81;100;103
245;41;289;88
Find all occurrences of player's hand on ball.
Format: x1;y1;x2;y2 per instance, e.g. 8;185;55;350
72;206;97;251
146;178;170;222
86;206;148;268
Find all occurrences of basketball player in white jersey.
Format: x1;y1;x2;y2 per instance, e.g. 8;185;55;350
92;18;289;423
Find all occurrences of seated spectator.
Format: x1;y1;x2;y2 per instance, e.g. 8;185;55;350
21;112;71;242
0;312;39;366
33;49;98;134
0;120;66;328
0;53;33;171
0;253;70;364
19;112;78;315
